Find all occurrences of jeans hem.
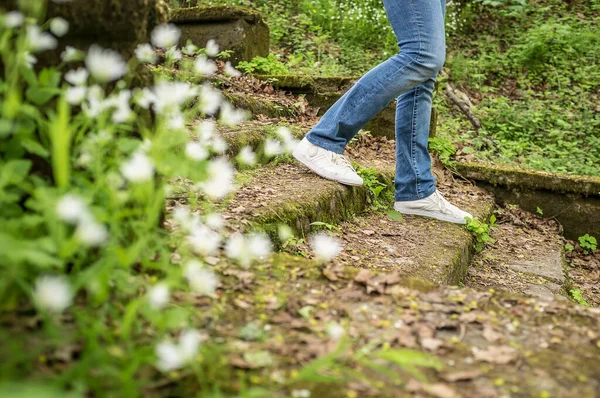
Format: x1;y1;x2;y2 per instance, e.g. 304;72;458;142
394;185;436;202
305;135;345;155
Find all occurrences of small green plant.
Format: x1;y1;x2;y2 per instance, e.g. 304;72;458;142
565;242;575;252
354;165;391;210
310;221;341;234
429;136;457;165
578;234;597;252
536;207;544;216
569;288;590;307
466;217;495;252
237;54;290;75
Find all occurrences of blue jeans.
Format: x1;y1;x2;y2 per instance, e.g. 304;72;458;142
306;0;446;201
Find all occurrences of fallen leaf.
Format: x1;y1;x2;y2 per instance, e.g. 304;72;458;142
354;269;372;284
423;383;461;398
421;338;444;352
482;325;503;343
472;345;518;365
441;368;483;382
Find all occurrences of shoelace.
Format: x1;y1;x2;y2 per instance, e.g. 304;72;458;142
427;190;452;214
330;153;357;172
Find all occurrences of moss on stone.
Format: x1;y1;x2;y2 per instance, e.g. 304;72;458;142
456;161;600;197
170;5;264;24
256;75;359;94
222;91;299;119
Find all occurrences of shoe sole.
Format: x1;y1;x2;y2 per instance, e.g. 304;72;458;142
293;148;364;187
393;204;471;225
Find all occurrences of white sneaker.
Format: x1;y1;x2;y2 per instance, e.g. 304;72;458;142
394;190;473;224
293;137;363;186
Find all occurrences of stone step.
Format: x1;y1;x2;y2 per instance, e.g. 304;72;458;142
455;161;600;240
466;207;568;300
222;136;495;288
172;251;600;397
170;6;270;66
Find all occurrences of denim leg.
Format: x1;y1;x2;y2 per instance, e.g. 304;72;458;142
394;77;438;201
305;0;447;155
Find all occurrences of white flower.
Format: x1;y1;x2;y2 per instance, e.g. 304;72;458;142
326;322;345;341
75;217;108;247
151;24;181;49
291;390;311;398
276;127;299;152
310;234;342;262
194;55;217;76
248;233;272;260
24;52;37;68
219;102;248;126
184;260;219;296
121;152;155;183
291;390;312;398
50;17;69;37
85;45;127;83
65;86;86;105
204;213;224;230
263;139;283;158
224;61;242;78
135;87;156;109
187;225;221;256
134;43;157;64
210;136;228;153
152;81;198;114
33;275;73;313
65;68;89;86
179;329;202;359
196;119;216;142
200;157;234;199
185;142;208;161
167;111;185;130
155;329;203;372
61;46;82;62
83;84;108;118
56;194;88;223
225;232;248;266
183;42;198;55
205;39;219;57
3;11;24;28
148;284;170;310
26;25;57;53
155;341;184;372
237;146;256;166
199;83;222;115
165;46;182;62
109;90;133;124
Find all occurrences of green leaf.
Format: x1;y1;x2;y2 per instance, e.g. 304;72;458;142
375;349;443;371
0;159;32;186
25;87;61;106
21;139;50;158
386;210;404;222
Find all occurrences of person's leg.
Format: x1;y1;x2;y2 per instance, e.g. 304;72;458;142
304;0;446;155
394;0;446;201
394;76;437;200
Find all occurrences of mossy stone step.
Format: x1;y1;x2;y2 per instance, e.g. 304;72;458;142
173;251;600;396
466;219;568;300
456;161;600;240
223;136;495;288
170;6;269;66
